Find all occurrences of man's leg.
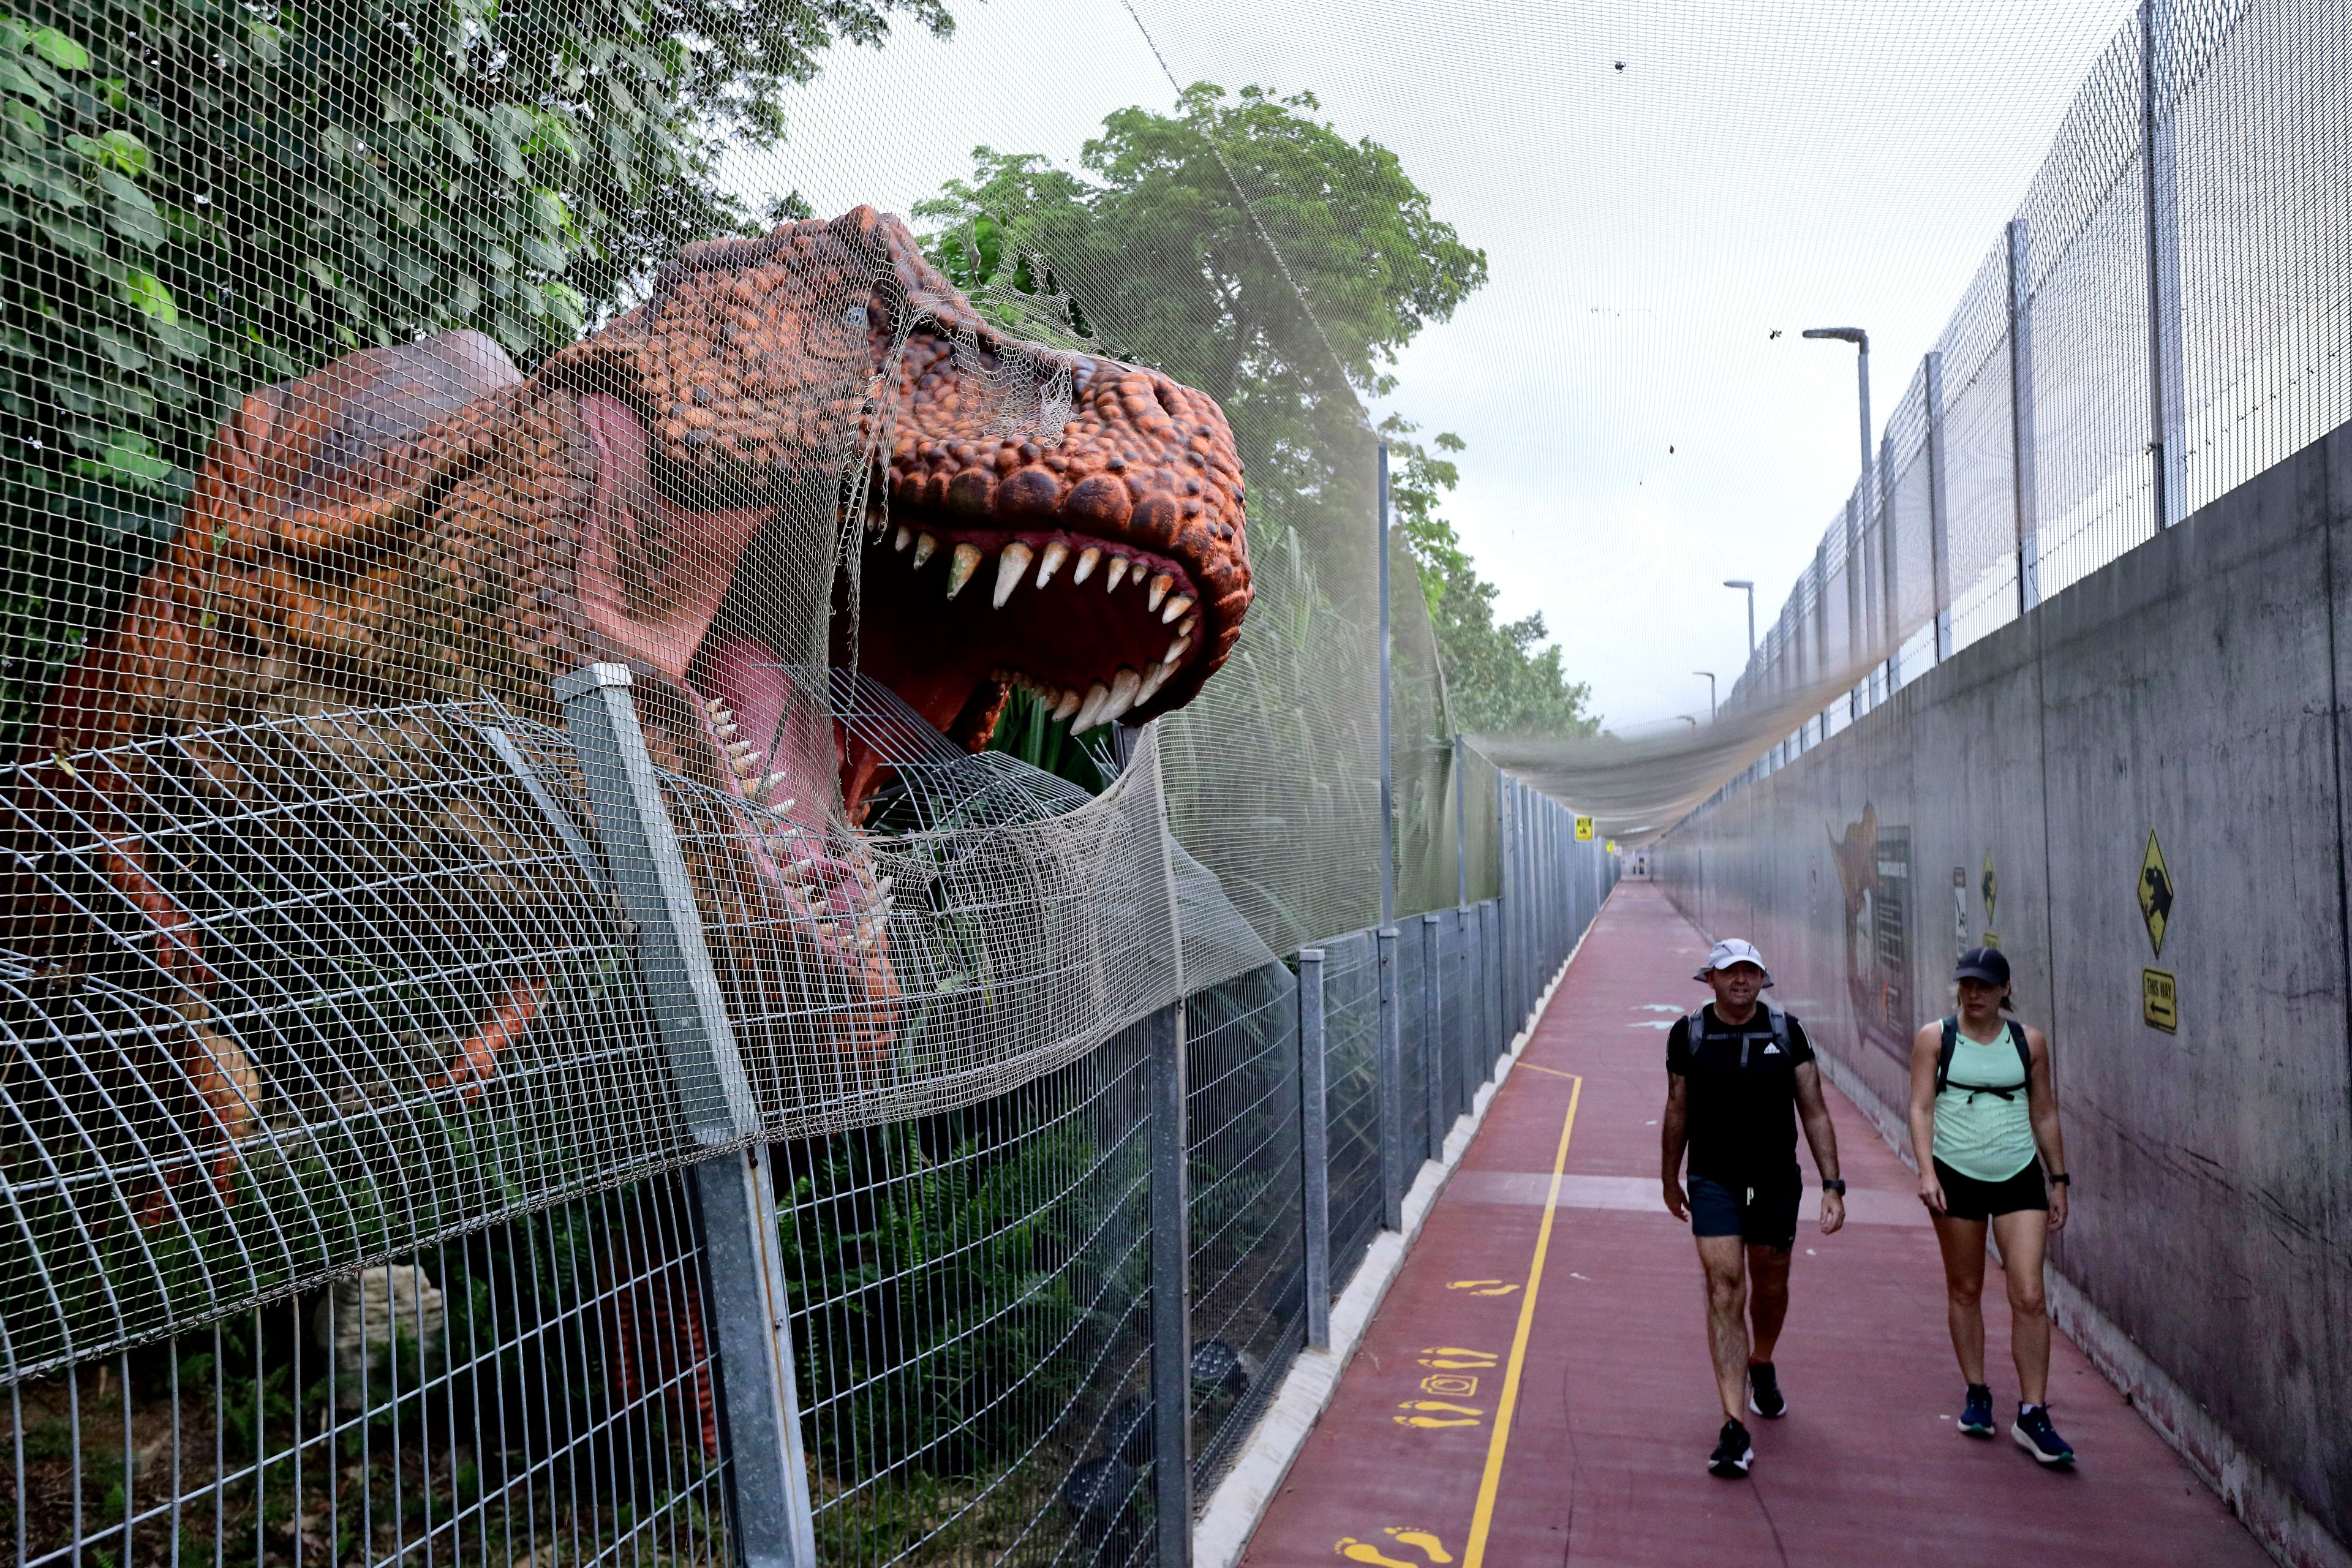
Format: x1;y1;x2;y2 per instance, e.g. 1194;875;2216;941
1696;1234;1750;1421
1932;1214;1991;1385
1991;1208;2051;1404
1746;1243;1792;1363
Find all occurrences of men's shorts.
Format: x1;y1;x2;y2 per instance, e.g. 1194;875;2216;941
1933;1157;2048;1222
1687;1173;1801;1252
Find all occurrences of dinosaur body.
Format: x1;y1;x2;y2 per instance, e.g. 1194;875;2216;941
7;206;1251;1221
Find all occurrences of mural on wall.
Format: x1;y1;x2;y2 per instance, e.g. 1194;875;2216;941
1829;805;1912;1061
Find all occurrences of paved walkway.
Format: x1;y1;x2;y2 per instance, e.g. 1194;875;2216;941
1240;883;2268;1568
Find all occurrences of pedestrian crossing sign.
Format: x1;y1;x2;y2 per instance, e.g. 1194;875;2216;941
1575;816;1594;841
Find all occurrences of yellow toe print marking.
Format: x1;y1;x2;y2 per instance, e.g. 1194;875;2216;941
1393;1399;1484;1427
1334;1528;1454;1564
1446;1280;1518;1297
1419;1346;1499;1369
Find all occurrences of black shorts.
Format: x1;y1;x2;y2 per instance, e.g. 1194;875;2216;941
1687;1173;1801;1252
1933;1157;2048;1221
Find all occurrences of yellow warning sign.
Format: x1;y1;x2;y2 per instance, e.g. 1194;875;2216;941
2143;967;2177;1033
1981;851;1998;927
2138;830;2174;958
1575;815;1595;842
1605;840;1617;854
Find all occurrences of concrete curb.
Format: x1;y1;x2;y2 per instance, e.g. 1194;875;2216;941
1807;1047;2350;1568
1191;894;1606;1568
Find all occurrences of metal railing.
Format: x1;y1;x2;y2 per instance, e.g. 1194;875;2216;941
1;679;1609;1567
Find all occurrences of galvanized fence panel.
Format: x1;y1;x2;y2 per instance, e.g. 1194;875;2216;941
1314;931;1385;1308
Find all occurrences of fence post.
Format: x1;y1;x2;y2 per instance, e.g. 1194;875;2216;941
1421;913;1446;1159
1452;733;1469;910
1377;926;1403;1231
1879;431;1899;691
1145;1000;1191;1567
1812;539;1829;736
1924;350;1954;662
2141;0;2188;530
554;663;816;1568
2007;217;2041;613
1296;950;1330;1351
1844;495;1863;721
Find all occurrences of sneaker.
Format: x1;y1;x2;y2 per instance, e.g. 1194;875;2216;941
2012;1404;2076;1466
1746;1363;1787;1419
1958;1383;1994;1438
1708;1417;1754;1478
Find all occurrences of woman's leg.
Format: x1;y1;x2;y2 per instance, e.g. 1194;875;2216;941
1991;1207;2052;1404
1931;1213;1991;1384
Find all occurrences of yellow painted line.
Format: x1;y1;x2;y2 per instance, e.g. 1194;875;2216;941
1461;1070;1581;1568
1513;1061;1578;1080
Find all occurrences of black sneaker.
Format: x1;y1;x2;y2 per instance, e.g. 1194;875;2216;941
1746;1363;1787;1419
1958;1383;1994;1437
1708;1417;1754;1478
2012;1405;2075;1466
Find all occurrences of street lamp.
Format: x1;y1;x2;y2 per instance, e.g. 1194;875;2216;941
1676;714;1698;731
1694;671;1716;720
1722;580;1755;659
1801;326;1874;486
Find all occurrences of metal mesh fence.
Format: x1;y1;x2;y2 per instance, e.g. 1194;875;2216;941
1722;0;2352;786
1316;930;1384;1294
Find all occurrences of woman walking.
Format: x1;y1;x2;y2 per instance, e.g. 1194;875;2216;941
1908;946;2075;1466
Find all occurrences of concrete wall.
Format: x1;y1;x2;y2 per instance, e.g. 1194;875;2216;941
1657;423;2352;1562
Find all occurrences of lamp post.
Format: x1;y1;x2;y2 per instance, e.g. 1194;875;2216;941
1676;714;1698;732
1722;580;1755;661
1693;670;1716;720
1801;326;1874;487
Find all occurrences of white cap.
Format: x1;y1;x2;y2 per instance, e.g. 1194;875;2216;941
1695;938;1773;987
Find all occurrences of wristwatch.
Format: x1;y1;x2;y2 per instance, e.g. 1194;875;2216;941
2048;1173;2071;1186
1822;1178;1847;1196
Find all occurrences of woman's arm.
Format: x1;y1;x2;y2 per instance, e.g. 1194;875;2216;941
2026;1025;2068;1231
1909;1022;1947;1213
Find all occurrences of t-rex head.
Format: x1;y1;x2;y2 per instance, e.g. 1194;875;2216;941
533;205;1253;824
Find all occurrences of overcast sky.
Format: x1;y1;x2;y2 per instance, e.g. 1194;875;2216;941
740;0;2136;729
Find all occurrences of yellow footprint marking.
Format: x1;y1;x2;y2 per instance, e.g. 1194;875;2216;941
1335;1527;1453;1564
1418;1346;1498;1368
1444;1280;1518;1297
1384;1526;1455;1563
1392;1397;1484;1427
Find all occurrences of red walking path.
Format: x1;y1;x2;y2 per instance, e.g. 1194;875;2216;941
1239;882;2268;1568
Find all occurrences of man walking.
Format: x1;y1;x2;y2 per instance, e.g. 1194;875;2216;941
1661;938;1846;1477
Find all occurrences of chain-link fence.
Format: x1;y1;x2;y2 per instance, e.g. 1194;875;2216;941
2;693;1608;1565
1721;0;2352;783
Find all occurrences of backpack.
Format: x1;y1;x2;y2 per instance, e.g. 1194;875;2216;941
1936;1017;2033;1100
1684;1005;1792;1067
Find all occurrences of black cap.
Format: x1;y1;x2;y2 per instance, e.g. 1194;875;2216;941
1954;946;2011;995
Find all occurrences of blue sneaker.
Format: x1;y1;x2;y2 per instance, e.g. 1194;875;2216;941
1958;1384;1994;1438
2013;1404;2075;1466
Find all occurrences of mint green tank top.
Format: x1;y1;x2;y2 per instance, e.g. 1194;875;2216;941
1932;1022;2038;1183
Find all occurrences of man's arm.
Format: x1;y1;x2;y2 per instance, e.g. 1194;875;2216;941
1792;1060;1845;1234
1661;1072;1691;1219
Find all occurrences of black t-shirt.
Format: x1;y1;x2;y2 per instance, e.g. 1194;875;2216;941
1667;1004;1817;1183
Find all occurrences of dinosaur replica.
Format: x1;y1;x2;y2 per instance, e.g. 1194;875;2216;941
7;206;1254;1227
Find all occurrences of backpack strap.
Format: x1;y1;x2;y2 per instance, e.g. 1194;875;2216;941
1936;1016;1959;1096
2008;1020;2033;1088
1768;1007;1790;1058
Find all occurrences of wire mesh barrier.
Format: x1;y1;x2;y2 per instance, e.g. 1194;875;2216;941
1716;0;2352;788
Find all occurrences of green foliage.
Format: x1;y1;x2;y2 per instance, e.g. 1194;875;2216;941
1384;416;1600;739
0;0;946;749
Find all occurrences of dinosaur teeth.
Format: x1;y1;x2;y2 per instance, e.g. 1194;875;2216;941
1161;594;1193;625
1137;663;1172;704
768;797;796;817
1072;681;1111;731
993;543;1033;607
946;543;982;600
1102;667;1141;723
726;739;754;761
714;721;739;742
1147;573;1173;612
1035;540;1068;588
894;525;912;552
1052;688;1081;722
1071;546;1100;586
1166;635;1189;666
1104;556;1130;592
1180;614;1199;638
912;532;938;568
